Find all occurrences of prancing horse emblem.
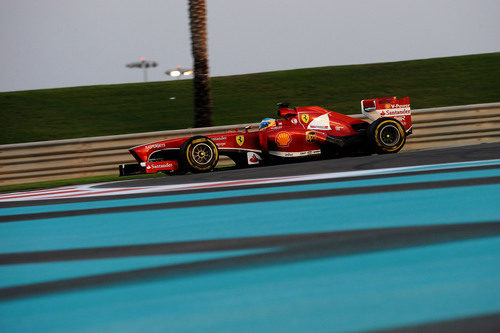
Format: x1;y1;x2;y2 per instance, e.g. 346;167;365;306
301;114;310;123
236;135;244;146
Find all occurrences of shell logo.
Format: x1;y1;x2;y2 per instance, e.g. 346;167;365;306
276;132;292;147
385;104;391;109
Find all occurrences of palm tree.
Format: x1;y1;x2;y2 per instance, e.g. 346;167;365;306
188;0;212;127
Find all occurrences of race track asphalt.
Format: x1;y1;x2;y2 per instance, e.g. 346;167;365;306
1;142;500;332
96;141;500;188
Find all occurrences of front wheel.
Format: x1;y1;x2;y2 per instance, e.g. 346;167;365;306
179;136;219;172
368;118;406;154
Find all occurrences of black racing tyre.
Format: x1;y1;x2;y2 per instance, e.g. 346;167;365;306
368;118;406;154
179;136;219;172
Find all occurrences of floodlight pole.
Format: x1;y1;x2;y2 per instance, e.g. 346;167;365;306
142;60;147;82
126;58;158;82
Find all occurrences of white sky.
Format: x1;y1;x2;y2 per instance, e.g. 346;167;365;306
1;0;499;92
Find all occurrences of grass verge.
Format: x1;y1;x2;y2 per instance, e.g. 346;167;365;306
2;53;499;144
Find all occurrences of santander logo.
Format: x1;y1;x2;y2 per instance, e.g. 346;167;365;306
249;154;259;163
148;163;173;169
247;152;262;165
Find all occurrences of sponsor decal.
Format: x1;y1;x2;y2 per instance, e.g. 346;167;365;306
236;135;245;146
309;125;330;130
192;138;206;144
390;104;410;109
291;118;298;124
247;152;262;165
145;143;166;150
330;122;344;131
146;162;174;169
380;107;411;116
269;150;321;157
306;131;316;142
307;114;331;131
211;136;227;141
145;161;178;173
301;114;310;123
275;132;292;147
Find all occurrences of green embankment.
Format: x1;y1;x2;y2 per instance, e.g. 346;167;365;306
1;52;500;145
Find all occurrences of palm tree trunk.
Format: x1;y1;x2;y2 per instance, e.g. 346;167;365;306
188;0;212;127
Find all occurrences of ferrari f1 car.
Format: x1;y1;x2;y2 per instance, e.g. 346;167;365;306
119;96;412;176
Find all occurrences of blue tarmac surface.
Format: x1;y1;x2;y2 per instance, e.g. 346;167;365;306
1;160;500;332
3;237;500;333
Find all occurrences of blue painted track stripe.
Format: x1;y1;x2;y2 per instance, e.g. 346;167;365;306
1;183;499;253
1;235;499;332
384;158;500;172
1;159;500;332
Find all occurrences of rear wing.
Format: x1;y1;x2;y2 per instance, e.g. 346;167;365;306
361;96;412;133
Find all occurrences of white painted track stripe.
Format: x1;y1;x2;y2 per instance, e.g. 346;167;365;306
0;187;78;198
1;159;499;202
0;188;82;200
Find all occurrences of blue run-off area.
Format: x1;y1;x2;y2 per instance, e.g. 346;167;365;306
0;161;500;332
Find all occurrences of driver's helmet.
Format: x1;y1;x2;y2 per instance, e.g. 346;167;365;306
259;118;276;131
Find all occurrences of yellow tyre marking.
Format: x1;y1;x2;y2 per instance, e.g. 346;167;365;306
374;120;405;152
186;139;218;171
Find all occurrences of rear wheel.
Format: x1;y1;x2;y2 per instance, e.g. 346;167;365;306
179;136;219;172
368;118;406;154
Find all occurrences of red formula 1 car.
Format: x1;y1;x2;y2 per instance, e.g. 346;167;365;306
119;97;412;176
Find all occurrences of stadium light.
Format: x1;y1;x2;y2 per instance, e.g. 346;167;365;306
166;65;193;79
126;57;158;82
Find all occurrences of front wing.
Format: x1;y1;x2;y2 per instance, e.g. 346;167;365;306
119;161;179;176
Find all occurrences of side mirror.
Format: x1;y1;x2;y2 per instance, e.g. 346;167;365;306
278;108;298;118
277;102;290;108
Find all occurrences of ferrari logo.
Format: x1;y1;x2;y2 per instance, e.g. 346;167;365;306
301;114;310;123
236;135;245;146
